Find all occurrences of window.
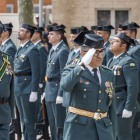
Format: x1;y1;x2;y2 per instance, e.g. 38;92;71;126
96;9;131;35
7;4;14;13
33;4;39;14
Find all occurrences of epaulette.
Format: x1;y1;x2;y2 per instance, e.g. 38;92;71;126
101;65;112;71
41;44;45;47
67;63;77;68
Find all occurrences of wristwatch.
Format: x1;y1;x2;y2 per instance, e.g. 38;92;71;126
79;62;86;69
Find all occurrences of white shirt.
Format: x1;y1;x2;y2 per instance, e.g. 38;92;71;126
2;38;10;46
113;52;124;60
34;40;41;46
74;47;80;53
52;40;63;51
87;65;102;85
21;40;29;48
104;41;108;46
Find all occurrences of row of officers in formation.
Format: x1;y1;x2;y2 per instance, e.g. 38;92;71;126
0;20;140;140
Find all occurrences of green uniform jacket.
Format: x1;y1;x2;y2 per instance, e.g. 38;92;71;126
60;64;116;140
127;40;140;90
102;41;114;66
14;40;40;96
45;41;69;102
36;41;48;88
1;38;17;58
62;47;82;107
0;51;14;124
107;52;140;114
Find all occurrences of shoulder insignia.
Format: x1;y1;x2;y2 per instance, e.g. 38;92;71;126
101;65;112;71
41;44;45;47
130;63;135;66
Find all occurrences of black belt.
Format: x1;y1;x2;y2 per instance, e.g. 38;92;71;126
115;87;127;93
14;72;32;76
0;98;9;104
48;77;60;82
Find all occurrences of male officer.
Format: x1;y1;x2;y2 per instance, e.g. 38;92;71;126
0;22;15;140
122;22;140;140
43;24;69;140
62;27;84;112
97;25;114;66
108;32;139;140
91;25;98;34
14;23;40;140
1;22;17;58
31;26;48;123
60;32;116;140
116;24;122;33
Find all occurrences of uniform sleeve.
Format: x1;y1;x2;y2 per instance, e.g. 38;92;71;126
106;50;114;66
5;44;17;58
109;74;116;140
60;65;84;93
57;49;69;97
29;48;40;92
9;58;15;118
39;47;48;84
123;59;139;111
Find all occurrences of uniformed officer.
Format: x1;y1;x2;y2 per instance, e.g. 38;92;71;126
1;22;17;58
60;31;116;140
122;22;140;140
97;25;114;66
62;27;87;112
116;24;122;33
0;22;15;140
107;32;139;140
91;25;98;34
31;26;48;123
43;24;69;140
14;23;40;140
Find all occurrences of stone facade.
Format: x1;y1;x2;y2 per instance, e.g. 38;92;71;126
52;0;140;48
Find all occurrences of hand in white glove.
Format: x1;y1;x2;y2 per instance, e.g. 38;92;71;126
122;109;132;118
81;48;96;66
29;92;38;102
56;96;63;104
39;83;43;88
41;92;45;103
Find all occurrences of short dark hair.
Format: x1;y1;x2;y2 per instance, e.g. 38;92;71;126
130;29;137;38
46;24;51;30
27;29;34;38
55;29;64;40
7;29;12;37
120;39;130;51
104;30;111;37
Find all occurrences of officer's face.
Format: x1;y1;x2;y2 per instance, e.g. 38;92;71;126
89;48;104;68
18;28;29;40
110;37;122;54
48;31;60;44
70;34;78;46
117;28;122;33
93;30;97;34
31;32;38;42
97;31;105;39
122;30;131;37
1;31;8;40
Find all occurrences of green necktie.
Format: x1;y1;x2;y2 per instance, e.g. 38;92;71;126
93;68;99;84
51;49;54;56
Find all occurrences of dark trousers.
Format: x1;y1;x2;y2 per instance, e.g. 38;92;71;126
0;124;9;140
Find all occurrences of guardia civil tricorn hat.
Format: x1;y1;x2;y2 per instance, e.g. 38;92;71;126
71;26;88;34
73;30;104;48
122;22;140;30
97;25;115;31
3;22;13;32
35;26;45;32
91;26;98;30
116;32;136;46
21;23;36;31
48;24;66;33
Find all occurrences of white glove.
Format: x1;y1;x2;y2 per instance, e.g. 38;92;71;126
122;109;132;118
41;92;45;103
39;83;43;88
29;92;38;102
56;96;63;104
81;48;96;66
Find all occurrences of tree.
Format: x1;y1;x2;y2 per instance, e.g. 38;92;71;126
18;0;34;26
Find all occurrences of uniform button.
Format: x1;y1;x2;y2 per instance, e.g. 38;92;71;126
99;90;101;93
47;69;49;71
84;89;86;91
48;63;50;65
57;48;58;50
25;78;26;80
110;122;112;125
75;120;77;122
43;81;44;82
99;100;101;103
56;84;57;86
95;119;98;121
53;63;55;65
16;58;18;60
97;109;100;112
46;62;47;64
15;64;17;66
117;97;119;99
38;88;39;90
77;73;79;75
134;107;136;109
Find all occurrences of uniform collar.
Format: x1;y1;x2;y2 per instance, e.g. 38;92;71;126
34;40;41;45
104;40;109;46
21;40;29;48
87;65;99;73
52;40;63;51
2;38;10;46
113;52;124;59
74;47;80;53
